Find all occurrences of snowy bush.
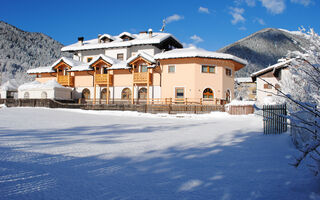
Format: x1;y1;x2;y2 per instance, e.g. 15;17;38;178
274;28;320;175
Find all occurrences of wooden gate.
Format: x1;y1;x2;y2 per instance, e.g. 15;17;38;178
263;104;287;134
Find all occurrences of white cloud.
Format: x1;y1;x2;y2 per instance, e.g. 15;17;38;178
259;0;286;14
182;42;197;48
291;0;312;6
190;35;204;43
229;7;246;24
165;14;184;24
239;26;247;31
246;0;256;7
199;6;210;14
254;17;266;25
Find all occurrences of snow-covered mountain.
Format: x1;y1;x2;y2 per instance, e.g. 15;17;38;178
0;21;71;84
218;28;310;77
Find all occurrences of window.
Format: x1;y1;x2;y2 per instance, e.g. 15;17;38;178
201;65;215;73
100;88;110;100
275;84;281;89
82;88;90;100
24;92;30;99
140;65;148;72
41;92;47;99
121;88;131;100
226;68;232;76
203;88;214;99
264;84;272;89
168;66;175;73
138;88;147;100
117;53;124;61
175;88;184;99
226;90;231;103
87;57;93;63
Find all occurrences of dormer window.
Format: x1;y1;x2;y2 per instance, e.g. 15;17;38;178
98;34;114;43
119;32;135;41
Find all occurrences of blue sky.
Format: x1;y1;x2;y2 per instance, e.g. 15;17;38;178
0;0;319;51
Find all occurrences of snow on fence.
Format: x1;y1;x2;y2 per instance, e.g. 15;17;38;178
263;104;287;134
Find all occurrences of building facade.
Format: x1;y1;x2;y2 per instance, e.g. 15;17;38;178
27;30;247;104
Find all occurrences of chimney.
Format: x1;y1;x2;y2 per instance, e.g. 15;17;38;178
78;37;84;45
98;34;102;43
148;28;153;38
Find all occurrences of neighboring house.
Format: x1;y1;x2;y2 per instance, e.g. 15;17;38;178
234;77;256;101
0;80;18;99
251;58;293;105
27;30;247;104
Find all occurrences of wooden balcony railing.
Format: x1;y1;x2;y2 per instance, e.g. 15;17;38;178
95;74;113;85
133;72;152;84
57;75;74;87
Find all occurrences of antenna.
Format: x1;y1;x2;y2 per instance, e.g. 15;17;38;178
160;19;166;32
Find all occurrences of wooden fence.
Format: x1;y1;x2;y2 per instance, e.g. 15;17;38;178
82;104;225;114
263;104;287;134
227;105;255;115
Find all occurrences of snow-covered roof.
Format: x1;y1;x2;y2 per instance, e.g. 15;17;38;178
89;54;119;66
51;57;87;68
235;77;254;83
127;52;155;64
154;47;248;66
18;80;67;91
27;66;55;74
108;61;131;70
251;58;294;78
99;34;116;41
61;32;182;52
118;32;135;39
88;54;130;70
1;80;19;91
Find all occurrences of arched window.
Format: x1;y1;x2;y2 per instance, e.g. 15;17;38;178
41;92;47;99
226;90;231;103
138;88;147;100
121;88;131;100
82;88;90;100
203;88;214;99
24;92;30;99
100;88;110;100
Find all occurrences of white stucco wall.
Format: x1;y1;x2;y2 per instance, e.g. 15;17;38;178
18;88;72;100
256;77;279;104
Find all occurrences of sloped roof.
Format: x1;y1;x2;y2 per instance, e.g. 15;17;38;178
89;54;130;70
27;66;55;74
251;58;294;80
61;32;182;52
127;52;155;64
154;47;248;66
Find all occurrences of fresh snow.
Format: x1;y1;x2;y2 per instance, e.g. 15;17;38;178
18;80;65;91
154;47;248;65
251;58;294;78
0;79;19;91
0;108;319;200
61;32;182;52
27;66;55;74
127;51;155;64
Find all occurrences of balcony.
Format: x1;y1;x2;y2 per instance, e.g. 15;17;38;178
133;72;152;84
95;74;113;85
57;75;74;87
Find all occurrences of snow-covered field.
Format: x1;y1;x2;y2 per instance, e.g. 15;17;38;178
0;107;319;200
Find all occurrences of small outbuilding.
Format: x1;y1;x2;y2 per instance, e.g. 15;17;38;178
18;80;72;100
0;80;19;99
